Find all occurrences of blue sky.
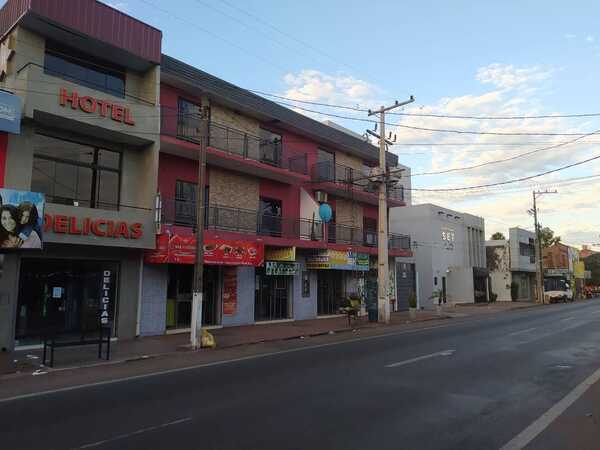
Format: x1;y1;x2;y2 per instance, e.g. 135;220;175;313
113;1;600;245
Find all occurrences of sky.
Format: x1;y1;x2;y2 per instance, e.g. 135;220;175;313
109;1;600;247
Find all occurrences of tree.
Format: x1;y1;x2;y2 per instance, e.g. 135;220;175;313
585;253;600;286
490;232;506;240
539;226;561;248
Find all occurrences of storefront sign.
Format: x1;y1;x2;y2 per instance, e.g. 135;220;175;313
0;90;21;134
223;267;237;315
306;250;369;271
264;246;296;262
266;261;299;276
44;214;143;239
0;188;44;251
145;234;264;266
100;270;112;325
59;88;135;126
545;268;569;276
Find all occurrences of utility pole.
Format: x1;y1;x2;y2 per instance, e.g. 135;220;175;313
190;106;210;349
531;189;558;305
368;96;414;323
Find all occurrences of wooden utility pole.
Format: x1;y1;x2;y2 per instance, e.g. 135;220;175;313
532;189;558;305
368;96;414;323
190;106;209;349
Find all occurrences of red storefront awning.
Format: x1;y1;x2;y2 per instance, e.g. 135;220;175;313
145;234;264;266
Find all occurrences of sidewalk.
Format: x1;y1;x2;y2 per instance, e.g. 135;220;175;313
8;309;446;375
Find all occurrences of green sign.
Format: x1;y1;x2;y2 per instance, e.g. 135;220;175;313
266;261;299;276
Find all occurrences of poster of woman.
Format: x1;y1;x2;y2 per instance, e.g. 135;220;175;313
0;188;44;250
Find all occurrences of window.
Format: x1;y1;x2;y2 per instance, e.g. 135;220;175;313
259;197;282;236
31;134;121;210
259;128;282;166
316;149;335;182
44;41;125;97
177;99;203;142
175;180;197;226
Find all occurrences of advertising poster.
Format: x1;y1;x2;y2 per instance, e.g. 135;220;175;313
0;188;45;251
222;266;237;315
145;235;264;266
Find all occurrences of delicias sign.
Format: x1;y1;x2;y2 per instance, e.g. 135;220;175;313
44;214;143;239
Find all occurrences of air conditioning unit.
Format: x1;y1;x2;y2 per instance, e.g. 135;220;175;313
315;191;328;203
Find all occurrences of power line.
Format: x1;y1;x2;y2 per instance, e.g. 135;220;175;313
408;152;600;192
410;128;600;177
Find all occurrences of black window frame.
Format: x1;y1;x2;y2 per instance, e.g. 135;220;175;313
32;134;122;211
258;127;282;166
44;40;126;98
177;98;203;142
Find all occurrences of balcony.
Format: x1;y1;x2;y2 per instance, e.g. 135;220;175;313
160;197;411;255
311;160;405;206
160;107;308;183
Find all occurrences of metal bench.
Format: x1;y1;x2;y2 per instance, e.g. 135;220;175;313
42;322;112;368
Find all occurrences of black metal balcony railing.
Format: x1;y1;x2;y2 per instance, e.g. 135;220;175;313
160;107;307;175
160;198;410;250
311;160;404;201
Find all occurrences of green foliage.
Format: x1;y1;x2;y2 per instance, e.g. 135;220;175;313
510;282;519;301
408;292;417;308
490;232;506;240
585;253;600;285
489;292;498;302
539;226;561;248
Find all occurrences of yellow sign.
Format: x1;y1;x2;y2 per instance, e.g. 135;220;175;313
265;246;296;262
574;261;585;279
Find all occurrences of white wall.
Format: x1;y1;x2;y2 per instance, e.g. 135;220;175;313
490;271;512;301
300;188;320;221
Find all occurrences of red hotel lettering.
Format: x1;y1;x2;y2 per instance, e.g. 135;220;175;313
69;216;82;234
54;215;68;233
91;219;107;237
44;214;144;239
58;88;135;126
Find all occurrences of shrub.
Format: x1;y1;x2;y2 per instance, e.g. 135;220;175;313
408;292;417;308
510;282;519;301
489;292;498;302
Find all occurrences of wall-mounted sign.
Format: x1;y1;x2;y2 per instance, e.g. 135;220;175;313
544;268;569;277
441;227;455;251
266;261;298;276
59;88;135;126
44;214;142;239
222;267;237;315
306;250;369;271
145;234;264;266
264;246;296;262
0;188;44;251
0;90;21;134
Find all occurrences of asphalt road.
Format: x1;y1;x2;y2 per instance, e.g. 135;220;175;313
3;301;600;450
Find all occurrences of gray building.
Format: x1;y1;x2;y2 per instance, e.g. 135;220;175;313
486;227;536;302
390;204;487;308
0;1;161;354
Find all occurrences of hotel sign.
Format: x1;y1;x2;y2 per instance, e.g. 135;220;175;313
59;88;135;126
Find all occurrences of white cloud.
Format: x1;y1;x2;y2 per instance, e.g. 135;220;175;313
475;63;552;90
564;33;576;39
586;35;595;43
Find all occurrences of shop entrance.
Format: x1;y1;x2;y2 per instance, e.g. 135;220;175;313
317;271;344;315
166;265;220;329
255;268;291;321
15;259;119;346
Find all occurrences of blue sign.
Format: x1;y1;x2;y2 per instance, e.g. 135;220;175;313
0;188;45;251
0;90;21;134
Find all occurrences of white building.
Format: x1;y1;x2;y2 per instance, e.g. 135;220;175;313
390;204;487;308
486;227;536;302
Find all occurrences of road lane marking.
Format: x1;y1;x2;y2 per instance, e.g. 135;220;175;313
74;417;192;449
385;349;455;368
508;327;537;336
2;303;596;404
561;316;575;321
499;367;600;450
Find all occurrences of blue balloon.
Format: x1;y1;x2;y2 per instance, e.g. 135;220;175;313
319;203;332;223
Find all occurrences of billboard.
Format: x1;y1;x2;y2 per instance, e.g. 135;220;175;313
0;188;44;251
